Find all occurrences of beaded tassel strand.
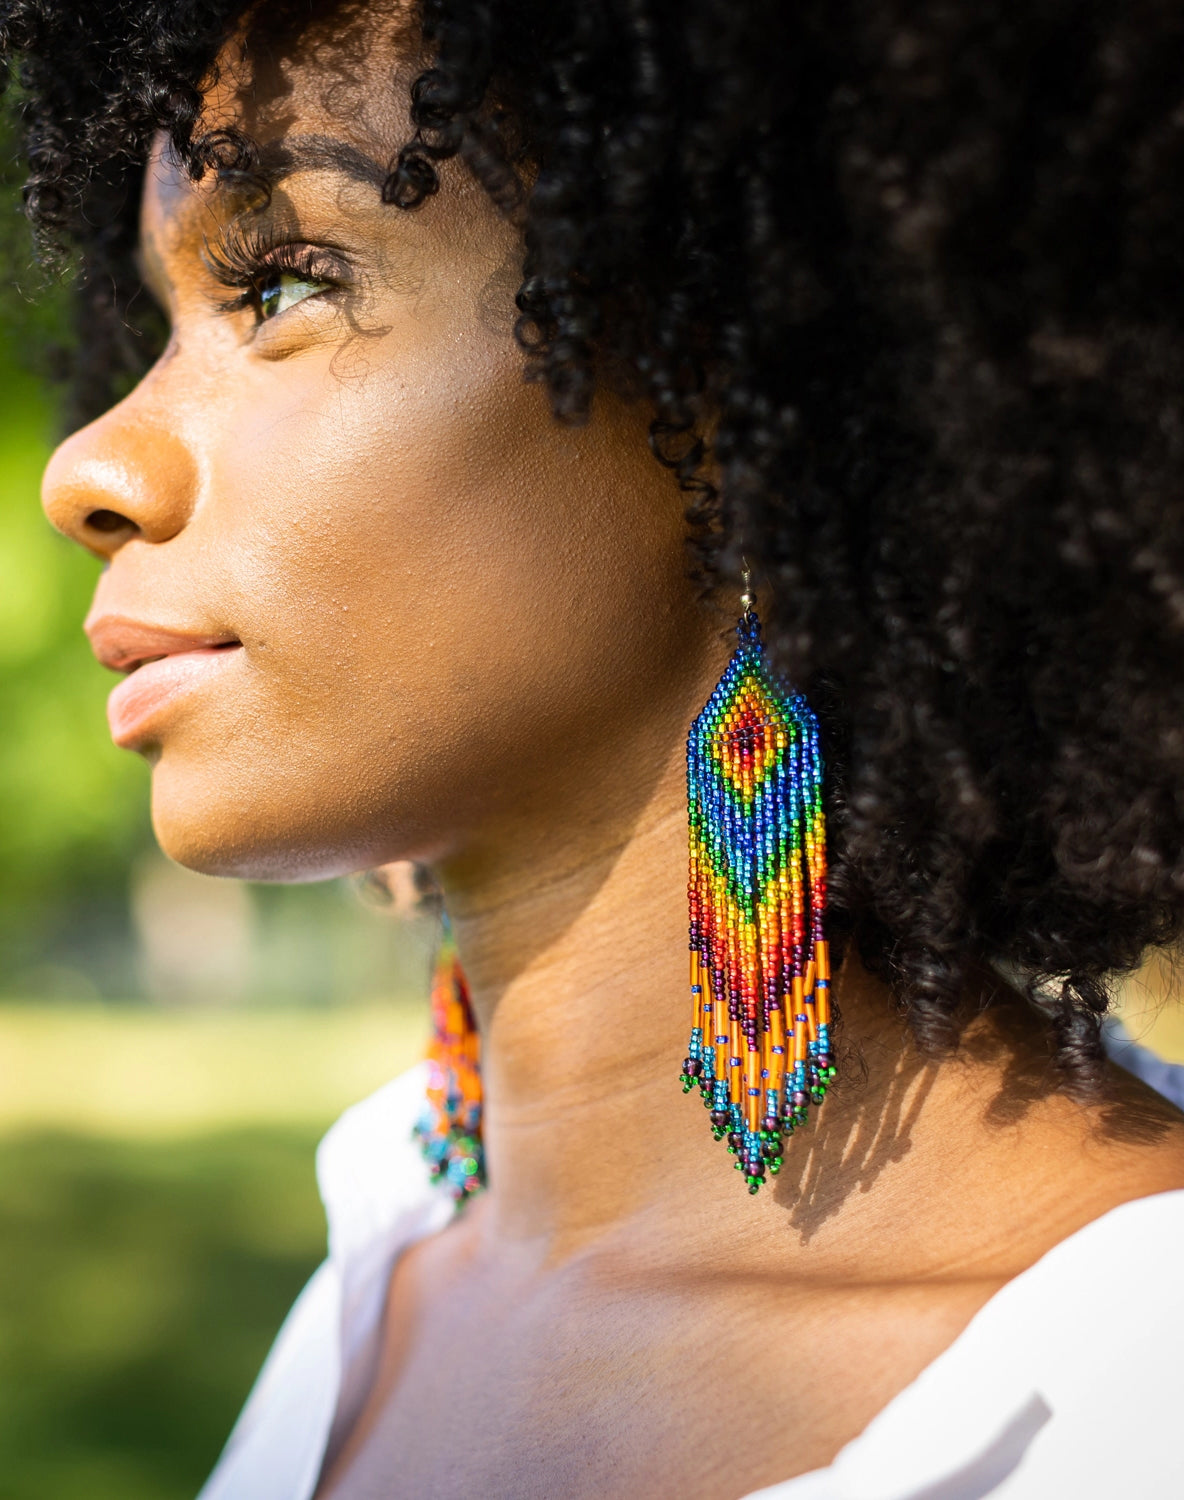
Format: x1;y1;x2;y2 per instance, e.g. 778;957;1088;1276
413;916;485;1202
682;602;832;1194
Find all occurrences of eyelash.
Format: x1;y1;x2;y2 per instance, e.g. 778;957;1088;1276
204;222;346;319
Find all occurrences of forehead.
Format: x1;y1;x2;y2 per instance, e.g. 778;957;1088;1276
141;1;422;255
207;0;421;147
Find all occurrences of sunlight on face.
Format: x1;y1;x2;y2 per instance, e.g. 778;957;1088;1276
41;8;717;885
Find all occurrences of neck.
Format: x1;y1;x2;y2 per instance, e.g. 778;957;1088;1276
437;746;923;1268
433;726;1174;1289
444;746;696;1242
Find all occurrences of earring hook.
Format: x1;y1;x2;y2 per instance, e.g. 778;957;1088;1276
740;556;755;614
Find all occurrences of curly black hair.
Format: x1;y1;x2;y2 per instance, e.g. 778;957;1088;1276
4;0;1184;1085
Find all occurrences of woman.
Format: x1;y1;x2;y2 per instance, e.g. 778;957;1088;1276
6;0;1184;1495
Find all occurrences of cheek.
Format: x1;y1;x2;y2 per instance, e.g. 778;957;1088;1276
152;313;700;879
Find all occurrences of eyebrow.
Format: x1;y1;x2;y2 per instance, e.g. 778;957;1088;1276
234;134;389;195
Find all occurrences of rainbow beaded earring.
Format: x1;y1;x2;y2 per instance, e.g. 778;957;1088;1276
682;582;832;1194
413;915;485;1202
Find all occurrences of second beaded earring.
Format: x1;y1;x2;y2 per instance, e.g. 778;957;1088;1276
681;586;832;1194
414;914;485;1203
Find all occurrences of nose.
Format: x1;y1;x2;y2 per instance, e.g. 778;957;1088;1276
41;399;199;559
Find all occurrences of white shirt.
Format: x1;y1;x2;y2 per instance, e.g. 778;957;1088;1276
199;1024;1184;1500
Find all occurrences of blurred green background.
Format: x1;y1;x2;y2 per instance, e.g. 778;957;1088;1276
0;248;435;1497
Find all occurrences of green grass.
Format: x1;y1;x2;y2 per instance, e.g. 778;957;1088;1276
0;1002;431;1500
0;1001;427;1136
0;1126;327;1500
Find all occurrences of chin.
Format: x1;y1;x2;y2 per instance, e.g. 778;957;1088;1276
148;762;404;884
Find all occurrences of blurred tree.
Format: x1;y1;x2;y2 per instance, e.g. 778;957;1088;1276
0;144;153;995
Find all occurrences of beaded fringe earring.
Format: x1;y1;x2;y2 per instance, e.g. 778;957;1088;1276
413;915;485;1202
682;585;833;1194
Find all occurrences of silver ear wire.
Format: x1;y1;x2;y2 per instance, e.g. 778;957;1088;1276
740;556;755;614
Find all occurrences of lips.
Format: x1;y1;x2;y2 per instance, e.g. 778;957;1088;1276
86;614;243;748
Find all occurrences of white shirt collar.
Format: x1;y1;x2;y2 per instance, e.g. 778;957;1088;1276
201;1045;1184;1500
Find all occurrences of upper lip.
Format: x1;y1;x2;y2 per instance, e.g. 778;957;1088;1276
85;614;240;673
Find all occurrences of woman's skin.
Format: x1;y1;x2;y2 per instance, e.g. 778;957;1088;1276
39;10;1184;1500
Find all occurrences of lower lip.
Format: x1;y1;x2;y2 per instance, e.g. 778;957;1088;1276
107;647;242;748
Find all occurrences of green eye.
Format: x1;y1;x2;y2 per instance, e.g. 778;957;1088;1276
257;271;325;321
